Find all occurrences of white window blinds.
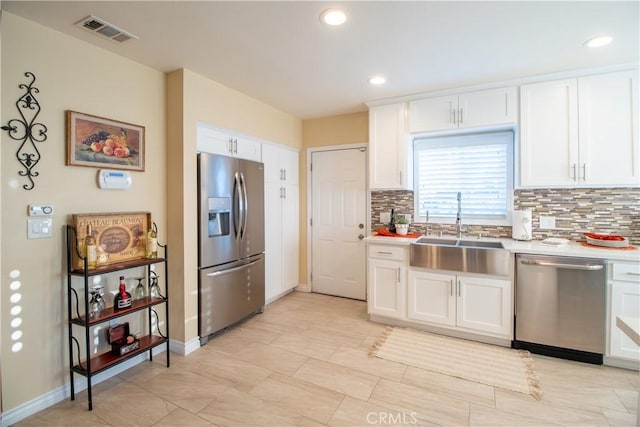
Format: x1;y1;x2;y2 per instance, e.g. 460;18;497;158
413;131;513;223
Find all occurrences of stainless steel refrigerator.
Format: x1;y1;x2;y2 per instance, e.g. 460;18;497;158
197;152;265;344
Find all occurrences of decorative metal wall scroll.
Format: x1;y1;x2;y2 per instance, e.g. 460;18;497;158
2;72;48;190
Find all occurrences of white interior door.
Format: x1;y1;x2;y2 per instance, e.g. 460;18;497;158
311;148;367;300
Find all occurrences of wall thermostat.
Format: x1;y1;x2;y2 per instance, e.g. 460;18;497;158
28;204;54;216
98;169;132;190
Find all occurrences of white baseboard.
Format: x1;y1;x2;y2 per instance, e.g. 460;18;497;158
604;356;640;371
169;337;200;356
1;344;168;427
265;288;296;305
295;283;310;293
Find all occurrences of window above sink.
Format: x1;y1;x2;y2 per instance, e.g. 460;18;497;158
413;129;514;226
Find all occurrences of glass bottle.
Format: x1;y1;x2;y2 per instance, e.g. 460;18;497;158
389;208;396;234
113;276;132;311
133;277;146;300
146;228;158;259
84;224;97;270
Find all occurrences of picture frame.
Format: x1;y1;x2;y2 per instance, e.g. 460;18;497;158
66;110;145;171
71;212;151;270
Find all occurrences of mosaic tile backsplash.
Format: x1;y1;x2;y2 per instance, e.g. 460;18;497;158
371;188;640;244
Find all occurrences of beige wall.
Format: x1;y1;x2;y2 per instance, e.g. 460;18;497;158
1;13;166;411
0;10;357;414
299;112;368;282
166;69;302;343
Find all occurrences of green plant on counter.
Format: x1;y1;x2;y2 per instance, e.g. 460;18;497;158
395;216;409;224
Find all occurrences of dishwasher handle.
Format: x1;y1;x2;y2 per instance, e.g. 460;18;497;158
519;259;603;271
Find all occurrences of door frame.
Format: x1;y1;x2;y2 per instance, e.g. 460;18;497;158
305;143;369;293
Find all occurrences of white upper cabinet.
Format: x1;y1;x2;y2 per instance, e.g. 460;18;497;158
262;143;299;185
520;79;579;187
196;123;262;162
520;69;639;188
409;86;518;133
578;71;639;186
368;102;412;190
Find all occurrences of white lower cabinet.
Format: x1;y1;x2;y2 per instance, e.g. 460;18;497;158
367;244;406;319
407;271;456;326
408;269;512;338
608;261;640;362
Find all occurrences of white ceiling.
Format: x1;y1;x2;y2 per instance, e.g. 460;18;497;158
3;1;639;119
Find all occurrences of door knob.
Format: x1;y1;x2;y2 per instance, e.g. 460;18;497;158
358;234;365;240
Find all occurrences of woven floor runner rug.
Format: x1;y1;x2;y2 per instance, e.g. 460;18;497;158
370;326;543;399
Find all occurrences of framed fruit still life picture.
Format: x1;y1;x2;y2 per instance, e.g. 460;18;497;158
66;110;145;171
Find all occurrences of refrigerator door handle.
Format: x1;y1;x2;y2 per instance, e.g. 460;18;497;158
205;258;262;277
233;172;241;240
239;172;249;239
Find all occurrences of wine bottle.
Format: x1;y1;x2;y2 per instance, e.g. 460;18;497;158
114;276;132;311
146;228;158;259
84;224;97;270
389;208;396;234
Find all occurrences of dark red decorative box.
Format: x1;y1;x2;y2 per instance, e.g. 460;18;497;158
107;322;139;356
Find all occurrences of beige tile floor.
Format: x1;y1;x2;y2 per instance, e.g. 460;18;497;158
18;292;639;426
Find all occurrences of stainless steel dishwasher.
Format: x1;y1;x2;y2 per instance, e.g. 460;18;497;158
513;254;606;364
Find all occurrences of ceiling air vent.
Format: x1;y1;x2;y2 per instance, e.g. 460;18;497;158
75;15;138;43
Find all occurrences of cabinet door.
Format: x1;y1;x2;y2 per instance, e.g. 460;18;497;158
367;258;405;319
408;95;458;133
456;276;512;337
234;137;262;162
281;185;299;292
262;144;282;183
407;270;456;326
264;182;282;301
459;87;517;129
519;79;579;187
609;280;640;361
262;145;299;185
196;124;234;157
280;149;299;185
369;103;411;190
578;70;639;186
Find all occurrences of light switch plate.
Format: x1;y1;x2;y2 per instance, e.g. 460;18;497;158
27;218;53;239
539;216;556;229
380;212;391;223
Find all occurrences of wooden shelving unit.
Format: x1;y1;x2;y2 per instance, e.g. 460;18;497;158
65;225;170;410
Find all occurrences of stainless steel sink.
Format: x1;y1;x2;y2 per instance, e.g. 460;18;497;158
414;237;458;246
411;237;512;276
414;237;505;249
457;240;504;249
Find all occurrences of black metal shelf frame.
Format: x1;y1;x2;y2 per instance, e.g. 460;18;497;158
65;224;170;410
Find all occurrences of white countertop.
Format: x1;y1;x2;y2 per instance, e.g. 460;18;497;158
365;235;640;262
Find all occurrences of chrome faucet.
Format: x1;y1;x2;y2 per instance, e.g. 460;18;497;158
424;210;430;235
456;192;463;238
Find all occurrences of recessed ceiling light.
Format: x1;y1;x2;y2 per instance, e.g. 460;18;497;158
320;9;347;26
368;76;386;86
584;35;613;48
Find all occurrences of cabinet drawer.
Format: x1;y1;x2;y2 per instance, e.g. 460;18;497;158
611;262;640;283
368;245;406;261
